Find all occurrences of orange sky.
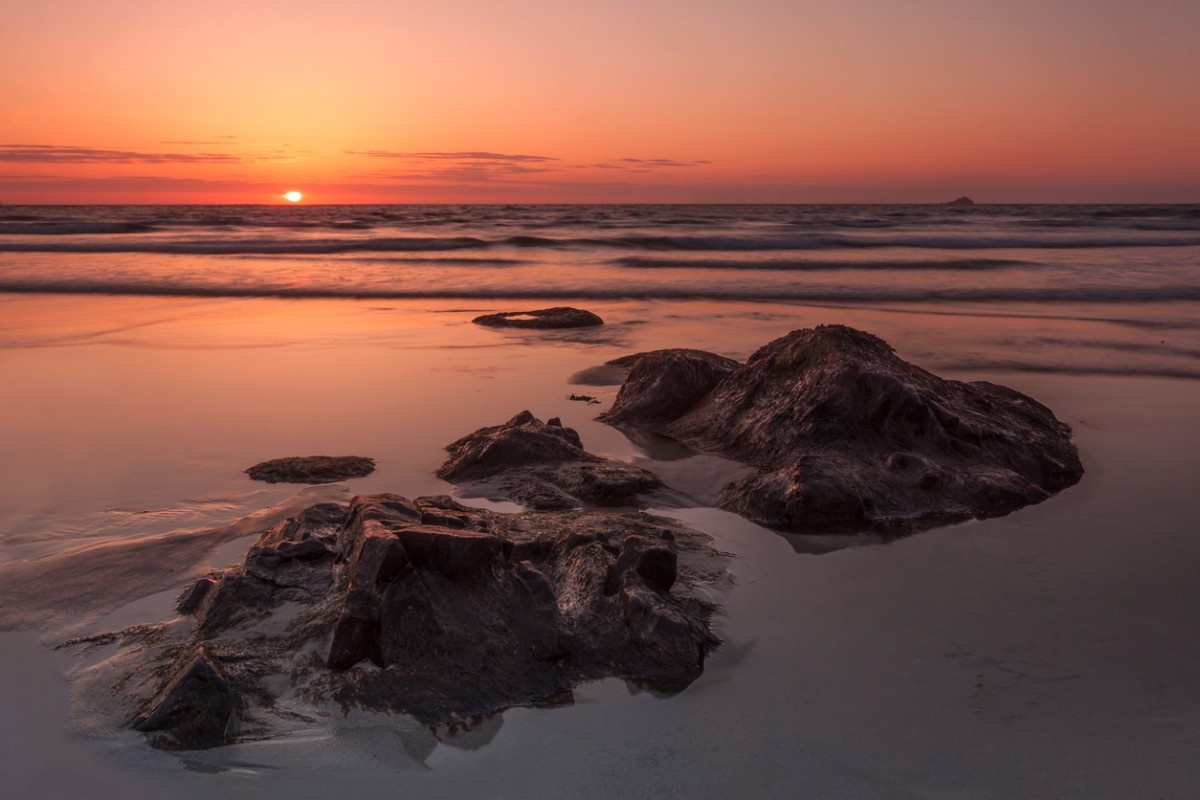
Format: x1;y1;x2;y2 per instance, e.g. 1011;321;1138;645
2;0;1197;204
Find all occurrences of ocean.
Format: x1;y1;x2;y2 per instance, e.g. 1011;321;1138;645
3;203;1199;378
1;204;1199;798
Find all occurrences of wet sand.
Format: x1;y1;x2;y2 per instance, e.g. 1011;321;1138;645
2;295;1199;799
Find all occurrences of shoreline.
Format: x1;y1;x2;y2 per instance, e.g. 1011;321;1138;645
2;294;1199;798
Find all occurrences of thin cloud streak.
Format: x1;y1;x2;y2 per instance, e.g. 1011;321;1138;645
158;139;241;145
0;145;241;164
348;151;560;164
619;158;711;167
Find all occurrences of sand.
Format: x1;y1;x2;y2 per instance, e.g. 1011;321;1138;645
1;294;1198;799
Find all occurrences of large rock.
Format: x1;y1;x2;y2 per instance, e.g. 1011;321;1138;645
437;411;661;509
121;492;723;749
473;307;604;329
244;455;375;484
603;325;1083;534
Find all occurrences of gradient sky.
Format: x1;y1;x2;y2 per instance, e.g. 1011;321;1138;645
2;0;1197;203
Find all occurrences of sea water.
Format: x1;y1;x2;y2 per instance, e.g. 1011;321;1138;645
2;204;1199;798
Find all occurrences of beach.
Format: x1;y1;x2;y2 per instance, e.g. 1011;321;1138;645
2;205;1199;798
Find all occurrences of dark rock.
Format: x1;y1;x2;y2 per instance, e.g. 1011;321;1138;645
327;587;384;670
346;522;412;592
438;411;591;482
194;573;275;632
420;510;470;528
605;536;677;594
599;349;741;426
188;503;345;631
119;493;724;747
472;307;604;329
635;547;678;592
943;196;976;206
244;455;375;484
131;647;234;750
393;525;504;582
618;584;704;691
437;412;662;510
604;325;1083;534
176;577;217;615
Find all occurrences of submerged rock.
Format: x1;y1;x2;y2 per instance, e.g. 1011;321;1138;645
118;493;723;749
437;411;662;509
602;325;1083;534
472;307;604;329
244;455;375;484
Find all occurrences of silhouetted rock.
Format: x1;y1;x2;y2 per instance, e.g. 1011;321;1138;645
123;492;724;749
131;647;234;751
604;325;1083;534
473;307;604;329
437;411;661;509
244;455;375;484
943;196;976;206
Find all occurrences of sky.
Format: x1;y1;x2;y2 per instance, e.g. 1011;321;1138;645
1;0;1197;204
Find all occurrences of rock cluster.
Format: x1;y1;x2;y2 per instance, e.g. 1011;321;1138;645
129;493;721;750
600;325;1083;534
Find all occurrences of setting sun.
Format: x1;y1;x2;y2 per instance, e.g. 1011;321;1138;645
284;191;302;203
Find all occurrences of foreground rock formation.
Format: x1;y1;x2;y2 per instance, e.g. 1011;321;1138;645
244;455;376;484
472;307;604;329
437;411;662;510
600;325;1083;534
118;492;721;750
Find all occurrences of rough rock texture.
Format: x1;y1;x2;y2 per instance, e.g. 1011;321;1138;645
131;647;234;750
599;349;742;426
603;325;1083;534
437;411;662;510
472;307;604;329
244;455;375;484
117;493;722;749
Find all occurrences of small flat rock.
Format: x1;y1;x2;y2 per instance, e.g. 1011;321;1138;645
472;307;604;329
245;455;375;484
